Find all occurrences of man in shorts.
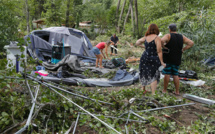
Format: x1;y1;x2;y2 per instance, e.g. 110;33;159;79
110;33;119;55
161;24;194;95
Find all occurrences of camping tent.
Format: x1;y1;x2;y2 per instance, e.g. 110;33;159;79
25;27;95;61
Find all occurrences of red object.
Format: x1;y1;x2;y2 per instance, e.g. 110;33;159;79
35;70;48;76
96;42;106;50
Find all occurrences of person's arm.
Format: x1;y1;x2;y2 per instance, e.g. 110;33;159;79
115;37;119;46
105;45;109;59
100;49;106;59
182;35;194;52
161;34;170;48
155;36;166;67
135;37;146;48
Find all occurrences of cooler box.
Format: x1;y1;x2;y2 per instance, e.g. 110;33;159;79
51;46;71;64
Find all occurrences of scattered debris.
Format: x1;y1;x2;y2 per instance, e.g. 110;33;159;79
125;56;140;63
163;114;184;126
183;94;215;106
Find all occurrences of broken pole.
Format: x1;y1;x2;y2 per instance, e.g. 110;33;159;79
183;94;215;105
135;103;195;113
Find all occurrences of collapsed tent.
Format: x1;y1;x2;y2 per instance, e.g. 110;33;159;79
35;69;139;87
38;54;139;87
25;27;95;61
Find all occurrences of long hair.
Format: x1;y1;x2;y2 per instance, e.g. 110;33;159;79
145;23;160;36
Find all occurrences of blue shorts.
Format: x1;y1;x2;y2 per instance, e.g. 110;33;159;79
162;64;179;76
92;47;101;55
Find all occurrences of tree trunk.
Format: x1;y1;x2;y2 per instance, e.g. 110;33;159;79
134;0;139;37
130;0;135;35
25;0;30;33
65;0;70;27
117;0;126;33
115;0;121;31
140;18;146;36
121;0;132;35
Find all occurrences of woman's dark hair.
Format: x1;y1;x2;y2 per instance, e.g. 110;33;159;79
106;40;112;45
145;23;160;36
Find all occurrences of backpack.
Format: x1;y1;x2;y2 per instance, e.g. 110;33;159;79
111;58;126;67
178;70;198;80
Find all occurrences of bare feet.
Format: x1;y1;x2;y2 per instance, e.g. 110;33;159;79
162;90;167;94
172;91;180;96
143;90;148;95
99;66;104;69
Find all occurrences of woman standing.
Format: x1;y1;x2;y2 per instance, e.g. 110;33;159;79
136;24;166;95
91;41;112;68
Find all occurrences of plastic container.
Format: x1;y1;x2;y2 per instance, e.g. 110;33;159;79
52;38;54;46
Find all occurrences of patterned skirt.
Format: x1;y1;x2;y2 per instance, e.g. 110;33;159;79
139;52;161;86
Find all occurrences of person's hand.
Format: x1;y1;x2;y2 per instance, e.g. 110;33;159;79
162;62;166;68
182;49;184;53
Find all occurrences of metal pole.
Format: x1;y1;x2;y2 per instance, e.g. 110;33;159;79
133;129;138;134
15;86;40;134
72;113;80;134
26;80;34;100
31;74;84;95
118;112;129;118
47;85;121;134
125;125;128;134
129;110;148;121
79;113;145;123
27;75;113;105
135;103;195;113
125;112;131;125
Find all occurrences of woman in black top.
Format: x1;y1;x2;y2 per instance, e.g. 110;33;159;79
136;24;166;95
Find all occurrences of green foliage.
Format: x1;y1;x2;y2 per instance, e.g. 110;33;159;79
0;0;19;51
42;0;65;26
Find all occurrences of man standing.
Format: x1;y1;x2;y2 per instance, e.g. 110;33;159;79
110;34;119;55
161;24;194;95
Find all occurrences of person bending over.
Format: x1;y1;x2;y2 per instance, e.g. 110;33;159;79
161;24;194;95
91;41;112;68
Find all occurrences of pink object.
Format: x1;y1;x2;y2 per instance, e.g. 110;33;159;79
35;70;49;76
96;42;106;50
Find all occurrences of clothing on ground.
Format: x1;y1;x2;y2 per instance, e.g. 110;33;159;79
139;36;161;86
163;33;183;66
162;63;179;76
